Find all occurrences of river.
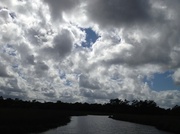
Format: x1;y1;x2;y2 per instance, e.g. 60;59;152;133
40;115;173;134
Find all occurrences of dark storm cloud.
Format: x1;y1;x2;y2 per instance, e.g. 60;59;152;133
86;0;151;27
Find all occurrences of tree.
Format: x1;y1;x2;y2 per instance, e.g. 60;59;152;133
110;98;120;105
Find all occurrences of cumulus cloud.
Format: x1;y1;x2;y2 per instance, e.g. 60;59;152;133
0;63;10;77
44;0;81;21
79;74;101;90
49;29;73;58
0;0;180;108
172;69;180;85
86;0;151;28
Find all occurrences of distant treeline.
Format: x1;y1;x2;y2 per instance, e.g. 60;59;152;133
0;96;180;115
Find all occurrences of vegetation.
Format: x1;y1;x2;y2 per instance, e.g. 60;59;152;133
108;99;180;134
110;114;180;134
0;108;70;134
0;96;180;133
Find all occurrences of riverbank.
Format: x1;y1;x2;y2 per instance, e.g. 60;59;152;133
0;108;110;133
109;114;180;134
0;108;71;134
0;97;180;133
1;108;179;134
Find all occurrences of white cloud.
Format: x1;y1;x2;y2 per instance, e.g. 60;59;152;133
172;68;180;85
0;63;11;77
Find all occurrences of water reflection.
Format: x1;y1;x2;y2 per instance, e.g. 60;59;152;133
40;115;172;134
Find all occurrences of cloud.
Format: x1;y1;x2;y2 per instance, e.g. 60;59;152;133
40;29;74;61
0;63;10;77
0;78;28;100
53;30;74;57
79;74;101;90
34;61;49;78
0;8;11;23
154;90;180;108
44;0;81;21
86;0;151;28
0;0;180;108
172;69;180;85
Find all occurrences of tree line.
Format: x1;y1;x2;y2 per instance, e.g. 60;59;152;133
0;96;180;115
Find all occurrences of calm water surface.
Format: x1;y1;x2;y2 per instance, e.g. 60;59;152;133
40;115;172;134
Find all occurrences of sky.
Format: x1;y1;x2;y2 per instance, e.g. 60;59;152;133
0;0;180;108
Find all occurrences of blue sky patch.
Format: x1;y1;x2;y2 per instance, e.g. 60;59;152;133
82;28;99;48
144;71;180;91
2;44;17;56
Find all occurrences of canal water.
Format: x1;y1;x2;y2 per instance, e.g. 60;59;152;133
40;115;172;134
